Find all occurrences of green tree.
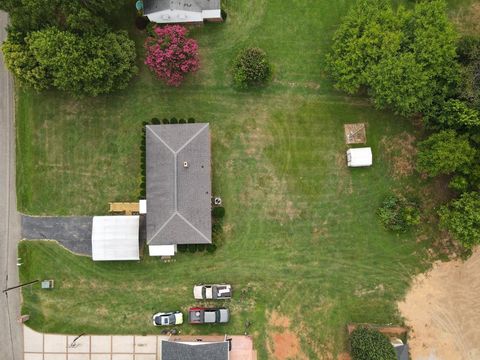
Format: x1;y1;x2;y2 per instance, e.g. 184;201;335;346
350;327;397;360
327;0;458;116
439;192;480;248
26;28;137;96
2;34;50;91
425;99;480;130
417;130;475;177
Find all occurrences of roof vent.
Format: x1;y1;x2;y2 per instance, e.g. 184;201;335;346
183;161;189;168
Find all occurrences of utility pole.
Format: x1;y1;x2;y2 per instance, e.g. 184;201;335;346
3;280;39;293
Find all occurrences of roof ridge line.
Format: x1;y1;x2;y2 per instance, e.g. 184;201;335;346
175;123;209;154
176;212;210;243
147;126;175;154
147;211;176;245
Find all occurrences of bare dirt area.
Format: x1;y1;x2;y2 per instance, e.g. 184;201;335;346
380;132;417;179
451;2;480;35
267;311;308;360
398;248;480;360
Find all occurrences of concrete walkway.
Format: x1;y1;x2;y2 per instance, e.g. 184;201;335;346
24;326;166;360
21;216;93;255
0;10;24;360
23;326;257;360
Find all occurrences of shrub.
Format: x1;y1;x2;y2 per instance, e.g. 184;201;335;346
151;117;160;124
417;130;475;177
212;206;225;219
377;194;420;232
179;118;186;124
170;117;178;124
188;117;196;123
449;175;469;192
438;191;480;248
233;47;272;89
350;327;397;360
162;118;170;124
144;25;199;86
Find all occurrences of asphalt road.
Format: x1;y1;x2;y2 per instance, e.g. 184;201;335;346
0;10;23;360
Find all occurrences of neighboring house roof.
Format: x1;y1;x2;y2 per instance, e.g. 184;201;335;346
143;0;221;23
146;124;212;246
161;341;228;360
144;0;220;14
395;344;409;360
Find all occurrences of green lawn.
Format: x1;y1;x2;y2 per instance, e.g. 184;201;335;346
16;0;468;358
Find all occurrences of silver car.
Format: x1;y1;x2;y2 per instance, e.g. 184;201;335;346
152;311;183;326
193;284;232;300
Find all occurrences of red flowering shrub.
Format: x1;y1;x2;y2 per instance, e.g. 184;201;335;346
144;25;199;86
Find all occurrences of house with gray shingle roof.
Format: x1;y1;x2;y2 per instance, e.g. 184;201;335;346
146;123;212;256
161;341;228;360
143;0;222;24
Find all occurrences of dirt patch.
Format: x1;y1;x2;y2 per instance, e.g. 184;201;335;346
267;311;308;360
451;2;480;35
380;132;417;179
398;248;480;359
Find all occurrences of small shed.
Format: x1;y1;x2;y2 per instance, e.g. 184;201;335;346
347;147;372;167
91;216;140;261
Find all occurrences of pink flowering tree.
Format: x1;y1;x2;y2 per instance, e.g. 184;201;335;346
144;25;199;86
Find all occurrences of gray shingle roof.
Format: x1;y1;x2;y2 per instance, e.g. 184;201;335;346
146;124;212;246
395;344;409;360
161;341;228;360
144;0;220;14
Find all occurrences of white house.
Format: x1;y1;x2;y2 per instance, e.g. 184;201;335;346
346;147;373;167
143;0;222;24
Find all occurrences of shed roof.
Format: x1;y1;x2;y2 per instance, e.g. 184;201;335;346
161;341;228;360
91;216;140;261
347;147;373;167
146;124;212;246
144;0;220;14
395;344;409;360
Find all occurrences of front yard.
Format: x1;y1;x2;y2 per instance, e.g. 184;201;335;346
16;0;467;358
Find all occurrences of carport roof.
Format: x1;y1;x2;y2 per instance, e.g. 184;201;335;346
91;216;140;261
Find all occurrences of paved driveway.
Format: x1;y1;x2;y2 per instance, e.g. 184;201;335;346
21;216;93;255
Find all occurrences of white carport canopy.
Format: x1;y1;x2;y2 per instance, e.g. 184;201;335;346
92;216;140;261
347;147;373;167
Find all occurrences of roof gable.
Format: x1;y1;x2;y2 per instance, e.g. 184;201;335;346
146;124;212;246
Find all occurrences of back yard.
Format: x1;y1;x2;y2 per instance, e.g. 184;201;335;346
16;0;473;358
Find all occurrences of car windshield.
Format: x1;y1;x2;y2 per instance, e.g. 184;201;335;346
168;314;176;324
154;316;163;326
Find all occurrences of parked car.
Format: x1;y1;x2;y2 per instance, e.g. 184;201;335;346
152;311;183;326
188;307;229;324
193;284;232;300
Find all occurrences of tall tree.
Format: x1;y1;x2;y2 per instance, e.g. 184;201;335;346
327;0;458;116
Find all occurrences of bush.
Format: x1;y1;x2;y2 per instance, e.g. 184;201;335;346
170;117;178;124
377;194;420;232
179;118;186;124
135;16;149;30
188;117;196;123
417;130;475;177
438;191;480;248
144;25;199;86
162;118;170;124
212;206;225;219
233;47;272;89
350;327;397;360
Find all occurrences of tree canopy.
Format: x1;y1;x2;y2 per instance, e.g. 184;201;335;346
350;327;397;360
327;0;458;116
417;130;475;177
439;192;480;248
1;0;137;95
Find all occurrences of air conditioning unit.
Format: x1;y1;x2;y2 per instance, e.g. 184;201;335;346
183;161;189;168
214;197;222;205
